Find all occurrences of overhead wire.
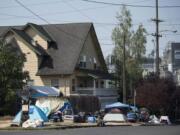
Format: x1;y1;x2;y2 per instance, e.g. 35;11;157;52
1;11;180;27
14;0;84;40
80;0;180;8
10;0;180;48
63;0;112;33
0;0;69;9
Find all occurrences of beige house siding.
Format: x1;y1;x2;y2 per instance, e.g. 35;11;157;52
78;32;102;70
25;26;48;50
4;33;44;86
41;76;71;96
5;29;72;96
14;37;45;86
10;39;72;95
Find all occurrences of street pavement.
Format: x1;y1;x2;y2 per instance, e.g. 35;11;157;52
0;126;180;135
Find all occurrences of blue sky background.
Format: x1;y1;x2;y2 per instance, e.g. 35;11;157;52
0;0;180;58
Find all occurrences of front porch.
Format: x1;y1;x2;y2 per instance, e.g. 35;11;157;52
77;87;118;96
73;69;118;98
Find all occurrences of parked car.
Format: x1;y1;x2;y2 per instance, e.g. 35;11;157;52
127;112;138;122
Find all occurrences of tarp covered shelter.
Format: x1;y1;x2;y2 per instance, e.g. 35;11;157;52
59;102;72;112
105;102;130;109
21;86;61;100
12;105;48;125
35;98;71;117
29;86;60;98
105;102;130;114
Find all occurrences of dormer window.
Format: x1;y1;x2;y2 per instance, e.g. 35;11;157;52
79;55;86;68
48;41;58;49
31;40;38;46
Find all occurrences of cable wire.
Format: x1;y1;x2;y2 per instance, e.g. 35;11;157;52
80;0;180;8
15;0;84;40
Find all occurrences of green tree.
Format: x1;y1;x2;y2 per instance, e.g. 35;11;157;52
111;6;147;102
0;40;29;115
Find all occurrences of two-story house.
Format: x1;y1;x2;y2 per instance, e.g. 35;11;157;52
0;22;117;108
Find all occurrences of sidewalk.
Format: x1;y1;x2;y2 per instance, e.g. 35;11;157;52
0;120;11;128
0;120;97;130
0;120;143;130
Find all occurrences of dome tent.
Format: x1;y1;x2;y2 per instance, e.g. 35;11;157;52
12;105;48;126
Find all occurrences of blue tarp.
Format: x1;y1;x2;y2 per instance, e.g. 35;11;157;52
105;102;130;109
130;105;138;112
59;102;72;112
12;105;48;125
29;86;60;98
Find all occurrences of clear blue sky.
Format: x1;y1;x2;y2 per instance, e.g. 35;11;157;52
0;0;180;58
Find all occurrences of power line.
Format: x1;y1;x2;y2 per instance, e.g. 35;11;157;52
0;13;37;20
80;0;180;8
0;5;111;20
63;0;111;33
14;0;84;40
63;1;93;21
0;11;180;27
0;0;68;9
0;5;110;17
0;0;152;9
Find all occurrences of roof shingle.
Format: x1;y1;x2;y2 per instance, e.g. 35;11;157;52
0;22;107;75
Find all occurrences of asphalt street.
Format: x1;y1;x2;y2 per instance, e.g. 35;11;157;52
0;126;180;135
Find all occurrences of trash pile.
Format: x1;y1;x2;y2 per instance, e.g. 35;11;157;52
100;102;172;126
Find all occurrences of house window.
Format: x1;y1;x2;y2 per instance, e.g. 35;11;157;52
100;81;104;88
83;80;87;87
79;55;86;68
51;79;59;88
95;80;99;88
89;57;93;63
72;79;75;91
94;57;97;69
27;80;34;86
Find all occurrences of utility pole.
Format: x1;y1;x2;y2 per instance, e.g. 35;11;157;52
155;0;160;76
123;34;126;103
152;0;162;77
133;89;136;111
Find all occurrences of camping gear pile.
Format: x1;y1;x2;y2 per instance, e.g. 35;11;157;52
11;86;73;128
127;112;138;122
12;88;173;128
103;102;172;125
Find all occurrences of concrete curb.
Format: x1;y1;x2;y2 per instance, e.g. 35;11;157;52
2;122;167;130
0;123;136;131
0;124;98;131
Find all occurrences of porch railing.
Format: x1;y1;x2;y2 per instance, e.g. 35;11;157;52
76;87;118;96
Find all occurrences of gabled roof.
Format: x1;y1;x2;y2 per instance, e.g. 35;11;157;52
11;28;48;56
0;22;107;75
24;23;54;42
